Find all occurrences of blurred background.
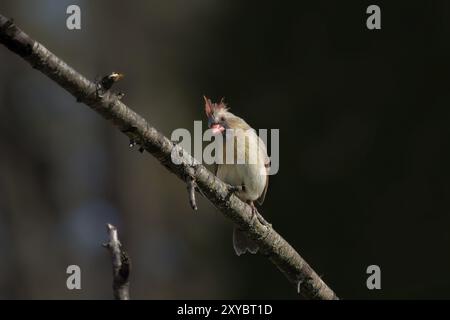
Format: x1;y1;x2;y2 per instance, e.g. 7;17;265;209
0;0;450;299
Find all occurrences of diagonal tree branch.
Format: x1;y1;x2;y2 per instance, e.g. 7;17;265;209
103;223;131;300
0;14;338;300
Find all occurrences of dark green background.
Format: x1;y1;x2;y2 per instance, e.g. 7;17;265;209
0;0;449;299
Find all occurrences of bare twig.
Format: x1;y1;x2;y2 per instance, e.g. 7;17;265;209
187;177;198;211
186;167;198;211
103;223;131;300
0;14;338;300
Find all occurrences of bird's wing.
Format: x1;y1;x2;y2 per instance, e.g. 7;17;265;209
257;136;270;205
257;174;269;205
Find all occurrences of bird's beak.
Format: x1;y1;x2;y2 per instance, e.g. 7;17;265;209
210;123;225;134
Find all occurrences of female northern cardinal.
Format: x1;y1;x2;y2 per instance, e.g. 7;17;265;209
204;96;270;255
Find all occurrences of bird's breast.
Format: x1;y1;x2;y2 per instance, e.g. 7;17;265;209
216;125;268;202
217;163;266;202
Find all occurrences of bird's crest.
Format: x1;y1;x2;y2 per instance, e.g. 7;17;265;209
204;95;228;117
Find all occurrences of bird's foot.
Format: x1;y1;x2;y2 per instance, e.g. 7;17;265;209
227;184;244;194
249;202;271;227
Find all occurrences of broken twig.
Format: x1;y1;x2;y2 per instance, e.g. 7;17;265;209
103;223;131;300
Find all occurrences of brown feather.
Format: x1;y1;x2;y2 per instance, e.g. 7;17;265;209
204;95;213;117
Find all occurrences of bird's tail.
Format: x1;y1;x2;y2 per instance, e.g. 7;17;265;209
233;226;259;256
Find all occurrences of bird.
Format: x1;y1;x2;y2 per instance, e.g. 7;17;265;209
203;96;270;256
